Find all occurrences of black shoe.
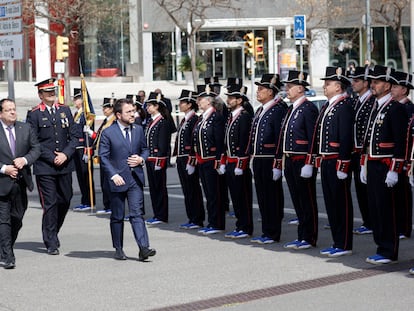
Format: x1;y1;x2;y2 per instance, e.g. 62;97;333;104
114;248;127;260
138;247;156;261
4;261;15;269
47;248;60;255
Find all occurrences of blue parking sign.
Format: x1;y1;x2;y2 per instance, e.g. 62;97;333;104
294;15;306;39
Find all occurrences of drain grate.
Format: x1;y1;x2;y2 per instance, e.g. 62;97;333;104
150;261;413;311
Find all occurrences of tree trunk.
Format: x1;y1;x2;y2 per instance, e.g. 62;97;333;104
188;32;198;90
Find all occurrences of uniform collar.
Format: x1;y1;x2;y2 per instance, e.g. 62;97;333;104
377;93;392;107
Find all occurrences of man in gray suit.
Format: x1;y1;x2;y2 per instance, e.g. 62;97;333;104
0;98;40;269
99;98;156;261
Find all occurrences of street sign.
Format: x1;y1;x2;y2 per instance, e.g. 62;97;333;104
0;33;23;60
294;15;306;40
0;18;21;34
0;3;21;18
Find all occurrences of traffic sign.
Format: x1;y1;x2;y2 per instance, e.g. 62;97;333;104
0;33;23;60
0;3;21;18
0;18;21;34
294;15;306;40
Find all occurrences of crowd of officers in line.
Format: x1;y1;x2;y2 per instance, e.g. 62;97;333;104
2;65;414;273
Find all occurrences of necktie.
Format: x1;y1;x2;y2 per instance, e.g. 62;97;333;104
124;127;131;149
50;107;55;115
7;126;15;157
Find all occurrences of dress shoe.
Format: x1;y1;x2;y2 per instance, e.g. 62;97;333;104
114;248;127;260
138;247;156;261
47;248;60;255
4;261;15;269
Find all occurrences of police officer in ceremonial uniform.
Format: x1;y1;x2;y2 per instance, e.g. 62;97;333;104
144;92;175;225
248;74;287;244
174;89;205;230
26;78;79;255
306;67;354;258
193;84;226;235
222;81;254;239
274;70;319;250
72;88;95;212
390;71;414;239
349;66;375;235
361;65;408;264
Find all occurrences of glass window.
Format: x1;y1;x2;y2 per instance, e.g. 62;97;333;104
152;32;173;80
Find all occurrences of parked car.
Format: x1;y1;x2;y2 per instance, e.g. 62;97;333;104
280;89;327;110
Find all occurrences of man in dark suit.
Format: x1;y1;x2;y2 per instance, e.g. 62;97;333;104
99;98;156;261
0;98;41;269
26;78;79;256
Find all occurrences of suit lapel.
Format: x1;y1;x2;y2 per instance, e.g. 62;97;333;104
14;122;24;156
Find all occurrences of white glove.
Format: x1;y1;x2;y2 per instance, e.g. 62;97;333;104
410;175;414;187
155;165;162;171
234;168;243;176
186;164;195;175
360;165;367;184
337;171;348;180
385;171;398;187
272;168;282;181
300;164;314;178
216;164;226;175
82;154;89;163
83;125;94;137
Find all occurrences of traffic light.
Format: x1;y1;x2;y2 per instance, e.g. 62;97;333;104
243;32;255;56
56;35;69;60
255;37;265;62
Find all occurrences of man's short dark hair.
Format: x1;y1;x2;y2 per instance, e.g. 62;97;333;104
114;98;134;114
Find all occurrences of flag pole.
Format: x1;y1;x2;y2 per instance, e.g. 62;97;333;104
79;60;95;214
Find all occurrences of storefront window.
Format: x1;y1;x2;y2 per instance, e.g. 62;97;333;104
152;32;173;80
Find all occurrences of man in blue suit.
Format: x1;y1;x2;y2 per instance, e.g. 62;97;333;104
99;98;155;261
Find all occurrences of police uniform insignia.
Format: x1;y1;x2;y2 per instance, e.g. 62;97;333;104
42;117;48;121
60;112;66;118
156;93;162;103
294;110;299;119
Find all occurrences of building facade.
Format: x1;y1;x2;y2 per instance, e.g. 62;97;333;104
4;0;413;87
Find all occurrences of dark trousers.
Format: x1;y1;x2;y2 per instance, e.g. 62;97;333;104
253;158;284;241
99;163;111;210
367;160;399;260
226;162;253;235
36;173;73;250
320;158;353;250
284;157;318;246
73;148;95;206
0;181;27;261
350;152;370;228
109;178;149;250
176;156;205;226
146;162;169;222
395;173;412;237
199;160;225;230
